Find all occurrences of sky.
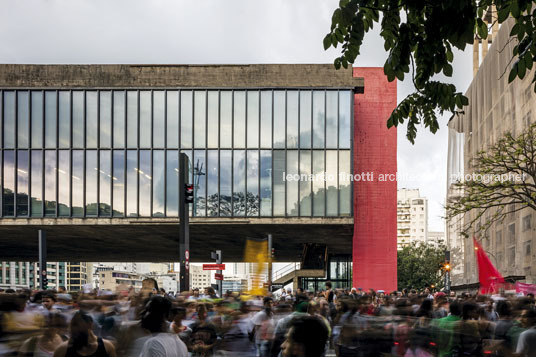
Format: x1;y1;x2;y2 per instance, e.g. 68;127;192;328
0;0;475;231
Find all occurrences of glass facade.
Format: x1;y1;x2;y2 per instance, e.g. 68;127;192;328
1;89;352;218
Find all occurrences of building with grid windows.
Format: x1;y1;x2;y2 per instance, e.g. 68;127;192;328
0;64;397;291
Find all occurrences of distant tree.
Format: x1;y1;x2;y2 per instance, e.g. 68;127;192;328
324;0;536;143
397;241;446;291
446;124;536;236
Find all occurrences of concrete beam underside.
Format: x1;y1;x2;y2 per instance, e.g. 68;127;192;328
0;218;353;262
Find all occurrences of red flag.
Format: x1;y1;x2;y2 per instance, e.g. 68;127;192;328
473;238;505;294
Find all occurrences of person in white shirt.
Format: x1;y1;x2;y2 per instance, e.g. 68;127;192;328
516;309;536;357
137;296;188;357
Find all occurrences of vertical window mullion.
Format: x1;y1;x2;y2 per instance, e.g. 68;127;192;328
164;90;167;217
150;91;154;217
55;91;59;217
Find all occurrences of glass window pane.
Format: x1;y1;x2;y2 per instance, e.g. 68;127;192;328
72;92;84;148
287;150;298;216
72;150;84;217
207;91;218;149
31;91;43;148
326;150;338;216
100;91;112;148
246;150;259;216
273;91;285;148
113;150;125;217
126;150;138;217
287;91;298;149
339;150;351;216
127;91;138;148
166;150;178;216
3;151;15;215
152;150;165;217
207;150;218;216
153;91;165;148
86;91;98;148
139;91;152;148
167;91;179;148
3;91;15;148
193;150;206;216
273;151;285;216
299;150;312;216
339;91;352;149
233;150;245;216
260;91;272;148
139;150;151;216
99;150;111;216
113;91;125;148
194;91;206;148
181;91;193;148
85;150;98;216
326;91;338;148
58;150;70;216
220;150;232;216
16;150;29;216
300;91;312;149
58;92;70;148
17;91;29;148
313;91;325;149
44;150;56;216
260;150;272;216
234;91;246;148
247;91;259;148
220;92;232;148
31;150;43;216
313;151;325;216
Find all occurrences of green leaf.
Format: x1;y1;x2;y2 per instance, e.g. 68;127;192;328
446;50;453;62
518;58;527;79
443;63;453;77
508;63;518;83
461;95;469;106
511;0;520;18
323;34;332;50
498;6;510;22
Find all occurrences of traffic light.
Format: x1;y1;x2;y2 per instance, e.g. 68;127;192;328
42;277;48;289
443;262;451;272
271;248;275;258
185;184;194;204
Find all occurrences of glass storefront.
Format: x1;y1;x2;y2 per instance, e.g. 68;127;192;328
1;89;353;218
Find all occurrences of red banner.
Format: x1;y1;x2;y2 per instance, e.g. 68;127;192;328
473;238;505;294
515;282;536;295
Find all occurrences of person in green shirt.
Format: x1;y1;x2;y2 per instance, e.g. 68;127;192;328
431;300;462;357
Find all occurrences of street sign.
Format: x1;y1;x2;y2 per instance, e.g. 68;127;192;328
203;264;225;270
215;273;224;280
271;283;284;292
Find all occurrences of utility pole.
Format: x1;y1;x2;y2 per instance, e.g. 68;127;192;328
38;230;48;290
179;153;192;293
444;250;451;293
268;234;273;292
211;250;222;297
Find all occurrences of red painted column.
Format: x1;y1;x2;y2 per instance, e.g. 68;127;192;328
352;67;397;292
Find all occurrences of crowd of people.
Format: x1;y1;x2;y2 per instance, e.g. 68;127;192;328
0;280;535;357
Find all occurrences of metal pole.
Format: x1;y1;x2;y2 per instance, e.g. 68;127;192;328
268;234;273;292
216;250;222;298
445;250;451;293
179;153;190;293
38;230;47;290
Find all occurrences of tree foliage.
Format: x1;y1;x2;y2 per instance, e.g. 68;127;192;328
397;241;447;291
325;0;536;143
446;123;536;236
